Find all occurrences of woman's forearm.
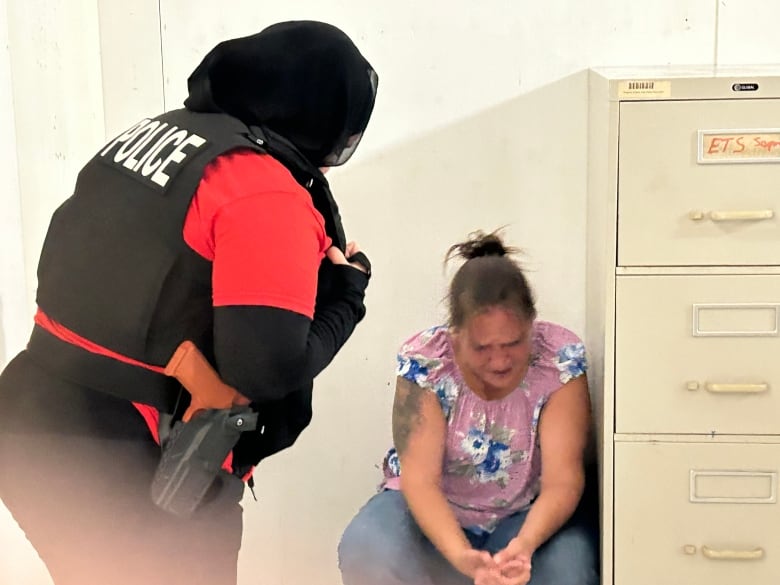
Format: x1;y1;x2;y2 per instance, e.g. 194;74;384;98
514;480;584;553
400;479;471;564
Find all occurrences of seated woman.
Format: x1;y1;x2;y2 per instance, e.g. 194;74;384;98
338;230;599;585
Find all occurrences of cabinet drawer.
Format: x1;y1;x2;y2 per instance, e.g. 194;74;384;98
615;275;780;435
618;99;780;266
615;441;779;585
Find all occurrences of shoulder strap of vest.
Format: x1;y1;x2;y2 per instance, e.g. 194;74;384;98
246;125;347;251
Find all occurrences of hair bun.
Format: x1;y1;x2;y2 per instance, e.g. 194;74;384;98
466;236;506;259
446;230;512;263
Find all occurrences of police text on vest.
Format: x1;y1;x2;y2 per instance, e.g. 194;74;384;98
100;119;206;188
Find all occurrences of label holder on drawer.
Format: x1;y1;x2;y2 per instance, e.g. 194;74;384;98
698;128;780;164
690;470;778;504
692;303;780;337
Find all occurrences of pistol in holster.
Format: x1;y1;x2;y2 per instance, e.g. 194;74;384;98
150;341;257;518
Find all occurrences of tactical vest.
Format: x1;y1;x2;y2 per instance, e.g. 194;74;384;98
32;110;265;410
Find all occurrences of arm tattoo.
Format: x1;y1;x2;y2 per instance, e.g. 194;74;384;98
392;377;426;455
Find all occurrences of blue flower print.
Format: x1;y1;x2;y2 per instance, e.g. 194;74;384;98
480;442;510;475
397;355;428;386
383;447;401;477
461;428;513;484
531;400;544;432
434;377;458;418
462;428;490;464
554;342;587;384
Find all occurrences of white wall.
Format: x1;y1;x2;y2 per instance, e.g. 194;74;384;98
0;0;27;369
0;2;47;580
2;0;780;583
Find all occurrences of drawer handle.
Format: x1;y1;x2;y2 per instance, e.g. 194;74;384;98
711;209;774;221
701;545;764;561
689;209;774;222
705;382;769;394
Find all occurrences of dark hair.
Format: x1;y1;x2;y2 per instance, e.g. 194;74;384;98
445;230;536;328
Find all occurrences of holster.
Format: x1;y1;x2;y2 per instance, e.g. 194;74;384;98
150;405;257;518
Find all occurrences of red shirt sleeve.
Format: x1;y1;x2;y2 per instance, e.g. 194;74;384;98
183;150;331;319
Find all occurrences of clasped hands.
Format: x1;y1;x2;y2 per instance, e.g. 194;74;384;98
456;537;532;585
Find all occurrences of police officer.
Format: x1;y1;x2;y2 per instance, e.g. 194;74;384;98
0;20;377;585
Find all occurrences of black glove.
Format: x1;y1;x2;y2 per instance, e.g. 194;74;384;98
346;251;371;276
316;252;370;306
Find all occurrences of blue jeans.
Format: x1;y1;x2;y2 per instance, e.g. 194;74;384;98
339;490;598;585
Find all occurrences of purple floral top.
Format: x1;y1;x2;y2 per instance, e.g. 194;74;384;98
381;320;587;533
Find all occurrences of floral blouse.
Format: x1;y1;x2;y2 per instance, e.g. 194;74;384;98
381;320;587;533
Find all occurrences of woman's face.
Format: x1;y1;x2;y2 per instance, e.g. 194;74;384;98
451;306;533;397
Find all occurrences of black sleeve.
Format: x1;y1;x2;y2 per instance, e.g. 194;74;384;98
213;263;368;403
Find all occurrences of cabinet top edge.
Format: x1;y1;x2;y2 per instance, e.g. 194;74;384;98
589;66;780;101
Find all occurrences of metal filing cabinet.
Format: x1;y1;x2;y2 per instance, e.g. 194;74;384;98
587;67;780;585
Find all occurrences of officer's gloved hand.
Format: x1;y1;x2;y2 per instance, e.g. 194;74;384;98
329;241;370;275
346;251;371;276
316;243;370;317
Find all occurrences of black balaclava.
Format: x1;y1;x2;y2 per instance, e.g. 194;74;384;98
184;21;378;250
184;20;378;168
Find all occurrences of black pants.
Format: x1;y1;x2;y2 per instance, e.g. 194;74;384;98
0;352;244;585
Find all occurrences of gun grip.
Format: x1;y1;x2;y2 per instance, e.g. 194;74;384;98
165;341;249;422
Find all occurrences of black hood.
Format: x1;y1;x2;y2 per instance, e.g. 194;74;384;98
184;20;378;168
